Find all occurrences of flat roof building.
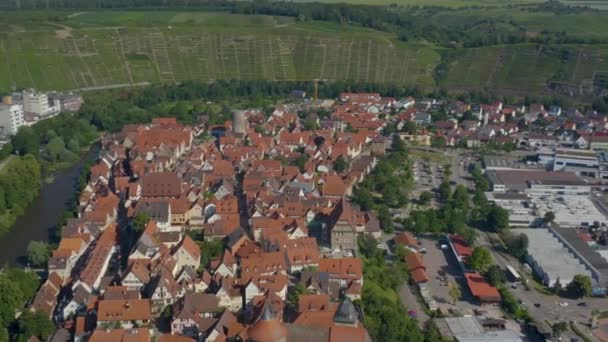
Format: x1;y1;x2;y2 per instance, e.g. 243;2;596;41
512;228;592;287
486;170;590;195
441;317;523;342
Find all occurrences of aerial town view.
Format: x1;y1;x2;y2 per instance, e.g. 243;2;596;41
2;0;608;342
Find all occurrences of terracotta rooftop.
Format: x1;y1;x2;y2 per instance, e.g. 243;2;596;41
404;252;425;272
393;232;418;247
97;299;151;322
141;172;182;198
465;272;501;302
89;328;150;342
318;258;363;280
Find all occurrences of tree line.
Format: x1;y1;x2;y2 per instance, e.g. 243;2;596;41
0;155;41;235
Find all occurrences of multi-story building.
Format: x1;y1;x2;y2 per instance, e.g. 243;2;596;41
0;96;25;136
23;89;55;116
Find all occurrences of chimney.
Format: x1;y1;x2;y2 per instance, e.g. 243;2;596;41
124;301;131;309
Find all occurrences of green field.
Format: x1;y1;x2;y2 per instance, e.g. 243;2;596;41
0;11;440;92
2;9;608;98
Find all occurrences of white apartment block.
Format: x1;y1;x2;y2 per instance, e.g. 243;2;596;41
0;98;25;136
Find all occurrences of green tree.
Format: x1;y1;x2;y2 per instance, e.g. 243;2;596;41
132;212;150;234
287;283;310;308
468;247;492;272
378;205;394;233
26;241;51;267
198;238;224;269
567;274;592;298
418;191;432;206
486;205;509;232
12;127;40;156
485;265;506;286
402;121;417;134
423;319;444;342
334;155;349;173
431;136;446;148
391;134;406;152
449;282;462;305
294;154;309;172
0;187;6;215
15;310;55;341
452;184;469;212
67;138;80;152
45;136;66;162
505;233;529;259
438;181;452;204
0;274;23;327
5;268;39;302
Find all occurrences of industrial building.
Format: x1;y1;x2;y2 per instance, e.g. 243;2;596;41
486;170;591;195
511;228;593;288
484;193;535;227
438;317;523;342
530;194;607;227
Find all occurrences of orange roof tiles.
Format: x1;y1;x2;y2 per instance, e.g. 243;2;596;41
179;235;201;261
97;299;151;322
141;172;182;198
393;232;418;247
293;310;336;328
465;272;501;302
410;268;430;284
329;326;368;342
404;252;425;272
80;224;117;287
89;328;150;342
322;175;347;197
298;294;331;313
240;251;287;278
318;258;362;281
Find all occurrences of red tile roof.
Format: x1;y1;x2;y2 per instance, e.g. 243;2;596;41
394;232;418;247
410;268;430;284
141;172;182;198
465;272;501;302
450;234;473;258
404;252;425;272
97;299;151;322
322;175;347;197
329;325;368;342
318;258;362;281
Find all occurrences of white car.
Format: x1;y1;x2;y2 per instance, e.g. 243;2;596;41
559;301;569;307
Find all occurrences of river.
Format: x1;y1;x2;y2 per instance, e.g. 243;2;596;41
0;145;99;266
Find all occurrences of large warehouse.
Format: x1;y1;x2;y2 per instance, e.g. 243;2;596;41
511;228;592;287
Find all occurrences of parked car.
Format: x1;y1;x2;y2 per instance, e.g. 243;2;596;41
559;301;569;307
577;302;587;307
534;303;541;308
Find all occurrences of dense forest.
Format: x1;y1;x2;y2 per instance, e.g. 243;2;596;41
1;0;605;47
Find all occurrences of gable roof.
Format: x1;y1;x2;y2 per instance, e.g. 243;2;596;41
141;172;181;198
97;299;151;322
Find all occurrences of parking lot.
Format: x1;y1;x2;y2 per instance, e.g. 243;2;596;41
418;238;480;314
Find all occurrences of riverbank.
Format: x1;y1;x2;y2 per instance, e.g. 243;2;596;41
0;145;99;266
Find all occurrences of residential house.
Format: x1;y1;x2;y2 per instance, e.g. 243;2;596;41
171;293;220;339
96;299;151;329
173;235;201;274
